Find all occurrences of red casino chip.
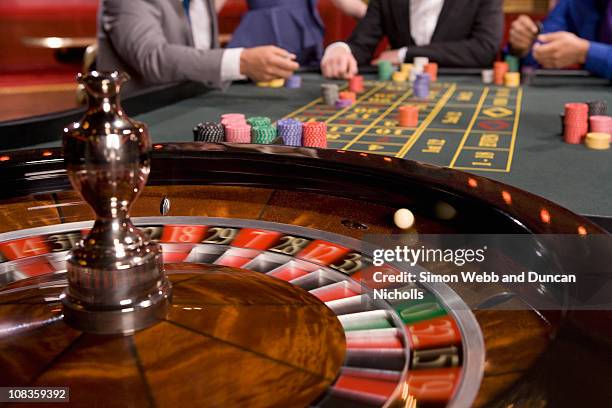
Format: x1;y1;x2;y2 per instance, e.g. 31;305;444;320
303;121;328;148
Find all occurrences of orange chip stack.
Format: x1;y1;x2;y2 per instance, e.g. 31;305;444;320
493;62;509;86
348;76;364;93
339;91;357;103
398;105;419;127
424;63;438;82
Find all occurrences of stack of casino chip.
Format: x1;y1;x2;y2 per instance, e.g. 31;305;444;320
401;63;413;79
339;91;356;103
277;118;303;146
504;72;521;88
494;62;509;86
302;122;327;148
247;116;272;127
285;75;302;89
424;62;438;82
251;124;277;144
563;103;589;144
335;99;353;108
321;83;340;106
398;105;419;127
586;100;607;117
481;69;494;84
348;76;364;93
504;55;520;73
585;132;611;150
413;73;431;98
413;57;429;71
377;60;394;81
225;123;252;143
220;113;247;128
409;65;423;83
268;78;285;88
392;71;407;83
193;122;225;143
590;115;612;134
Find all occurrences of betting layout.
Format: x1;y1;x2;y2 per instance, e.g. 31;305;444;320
0;218;483;408
285;80;522;173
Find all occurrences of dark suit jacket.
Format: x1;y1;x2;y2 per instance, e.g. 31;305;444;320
347;0;503;68
98;0;227;93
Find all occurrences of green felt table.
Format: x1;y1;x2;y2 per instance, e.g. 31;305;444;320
133;73;612;222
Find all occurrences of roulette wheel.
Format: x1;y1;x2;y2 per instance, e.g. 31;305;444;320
0;72;611;408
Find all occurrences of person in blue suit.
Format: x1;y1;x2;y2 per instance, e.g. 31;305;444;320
509;0;612;79
224;0;367;67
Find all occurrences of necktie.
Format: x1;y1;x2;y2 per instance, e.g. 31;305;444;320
183;0;191;22
600;0;612;43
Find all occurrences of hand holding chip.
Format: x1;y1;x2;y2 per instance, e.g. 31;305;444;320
533;32;591;69
321;46;358;79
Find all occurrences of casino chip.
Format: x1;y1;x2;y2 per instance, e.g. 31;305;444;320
285;75;302;89
398;105;419;127
586;100;608;117
225;123;252;143
413;73;430;98
424;62;438;82
563;103;589;144
494;61;509;86
585;132;611;150
277;118;303;146
481;69;494;84
504;55;520;73
392;71;407;83
590;115;612;134
348;76;364;93
194;122;225;143
247;116;272;127
504;72;521;88
335;99;352;108
377;60;394;81
251;124;277;144
269;78;285;88
321;83;340;106
302;122;327;148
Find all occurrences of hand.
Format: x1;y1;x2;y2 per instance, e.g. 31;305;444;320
240;46;299;82
509;15;539;57
533;32;590;68
372;49;401;66
321;46;358;79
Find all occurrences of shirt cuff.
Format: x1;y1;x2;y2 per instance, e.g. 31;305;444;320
324;42;353;56
221;48;247;82
397;47;408;63
584;41;612;80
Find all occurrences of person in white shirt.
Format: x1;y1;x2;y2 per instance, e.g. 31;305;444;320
97;0;299;92
321;0;503;79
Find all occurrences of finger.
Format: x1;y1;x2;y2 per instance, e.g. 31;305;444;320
348;57;358;77
511;29;536;45
321;61;330;78
270;46;293;57
335;57;349;78
517;15;539;34
538;32;565;43
272;56;300;71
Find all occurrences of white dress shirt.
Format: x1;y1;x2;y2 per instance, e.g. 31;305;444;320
189;0;245;81
325;0;445;62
